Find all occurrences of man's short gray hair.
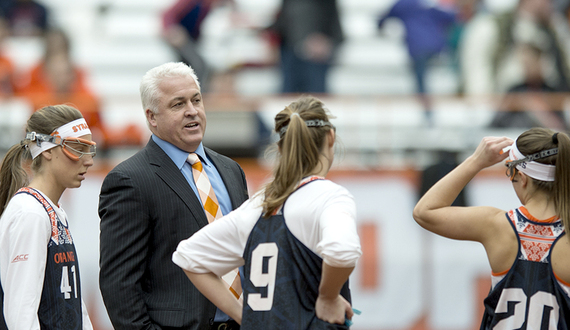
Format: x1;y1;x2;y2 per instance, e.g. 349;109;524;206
140;62;200;114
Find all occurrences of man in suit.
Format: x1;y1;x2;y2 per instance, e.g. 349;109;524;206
98;62;248;330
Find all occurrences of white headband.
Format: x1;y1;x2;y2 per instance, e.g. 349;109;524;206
278;118;333;138
508;141;556;182
28;118;92;159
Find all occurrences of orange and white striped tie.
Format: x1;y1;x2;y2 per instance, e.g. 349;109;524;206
187;153;223;223
187;153;242;299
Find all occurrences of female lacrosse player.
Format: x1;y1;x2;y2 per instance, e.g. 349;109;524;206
173;96;362;329
0;104;96;329
414;127;570;328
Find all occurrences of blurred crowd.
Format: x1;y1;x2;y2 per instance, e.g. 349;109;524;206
375;0;570;129
458;0;570;130
0;0;144;153
1;0;570;154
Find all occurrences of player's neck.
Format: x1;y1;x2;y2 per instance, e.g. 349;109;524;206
29;176;64;205
523;195;557;221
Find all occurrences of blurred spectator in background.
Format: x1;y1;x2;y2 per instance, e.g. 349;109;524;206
0;15;15;98
266;0;344;94
162;0;228;93
445;0;480;89
0;0;48;37
490;43;567;130
460;0;570;95
378;0;456;121
16;28;143;151
16;28;105;145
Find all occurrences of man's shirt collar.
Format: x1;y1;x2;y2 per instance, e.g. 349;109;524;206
152;135;208;169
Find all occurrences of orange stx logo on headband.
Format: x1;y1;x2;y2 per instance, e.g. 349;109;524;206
52;123;89;137
72;122;89;133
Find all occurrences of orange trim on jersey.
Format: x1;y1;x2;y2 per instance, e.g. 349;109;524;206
17;187;72;244
518;232;557;244
491;268;510;277
512;206;561;263
554;272;570;287
299;176;325;186
519;206;559;223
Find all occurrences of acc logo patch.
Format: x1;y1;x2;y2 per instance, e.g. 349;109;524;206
11;254;29;263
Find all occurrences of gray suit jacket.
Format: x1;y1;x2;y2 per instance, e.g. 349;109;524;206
99;138;249;330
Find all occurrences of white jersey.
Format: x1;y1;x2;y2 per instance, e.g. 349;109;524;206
0;190;92;330
173;178;362;277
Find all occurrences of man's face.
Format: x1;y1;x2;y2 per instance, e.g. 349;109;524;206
146;75;206;152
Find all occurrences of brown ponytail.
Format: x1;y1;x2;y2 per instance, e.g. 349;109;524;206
515;127;570;231
553;132;570;232
262;96;335;217
0;144;29;216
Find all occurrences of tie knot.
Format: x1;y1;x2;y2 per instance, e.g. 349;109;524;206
187;153;200;165
187;153;203;171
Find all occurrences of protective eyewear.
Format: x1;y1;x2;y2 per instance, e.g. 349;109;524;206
26;132;97;161
60;137;97;161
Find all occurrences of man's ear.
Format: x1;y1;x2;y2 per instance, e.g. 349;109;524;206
145;109;157;128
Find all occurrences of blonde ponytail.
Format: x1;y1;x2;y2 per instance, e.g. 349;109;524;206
262;96;335;217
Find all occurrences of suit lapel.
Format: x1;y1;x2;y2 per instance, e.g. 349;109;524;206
146;139;209;227
205;147;244;209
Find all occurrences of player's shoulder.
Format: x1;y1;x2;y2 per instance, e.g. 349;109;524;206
309;178;349;192
2;192;50;223
299;179;353;201
10;190;50;208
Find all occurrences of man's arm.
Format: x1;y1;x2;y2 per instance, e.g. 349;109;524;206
99;169;159;330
